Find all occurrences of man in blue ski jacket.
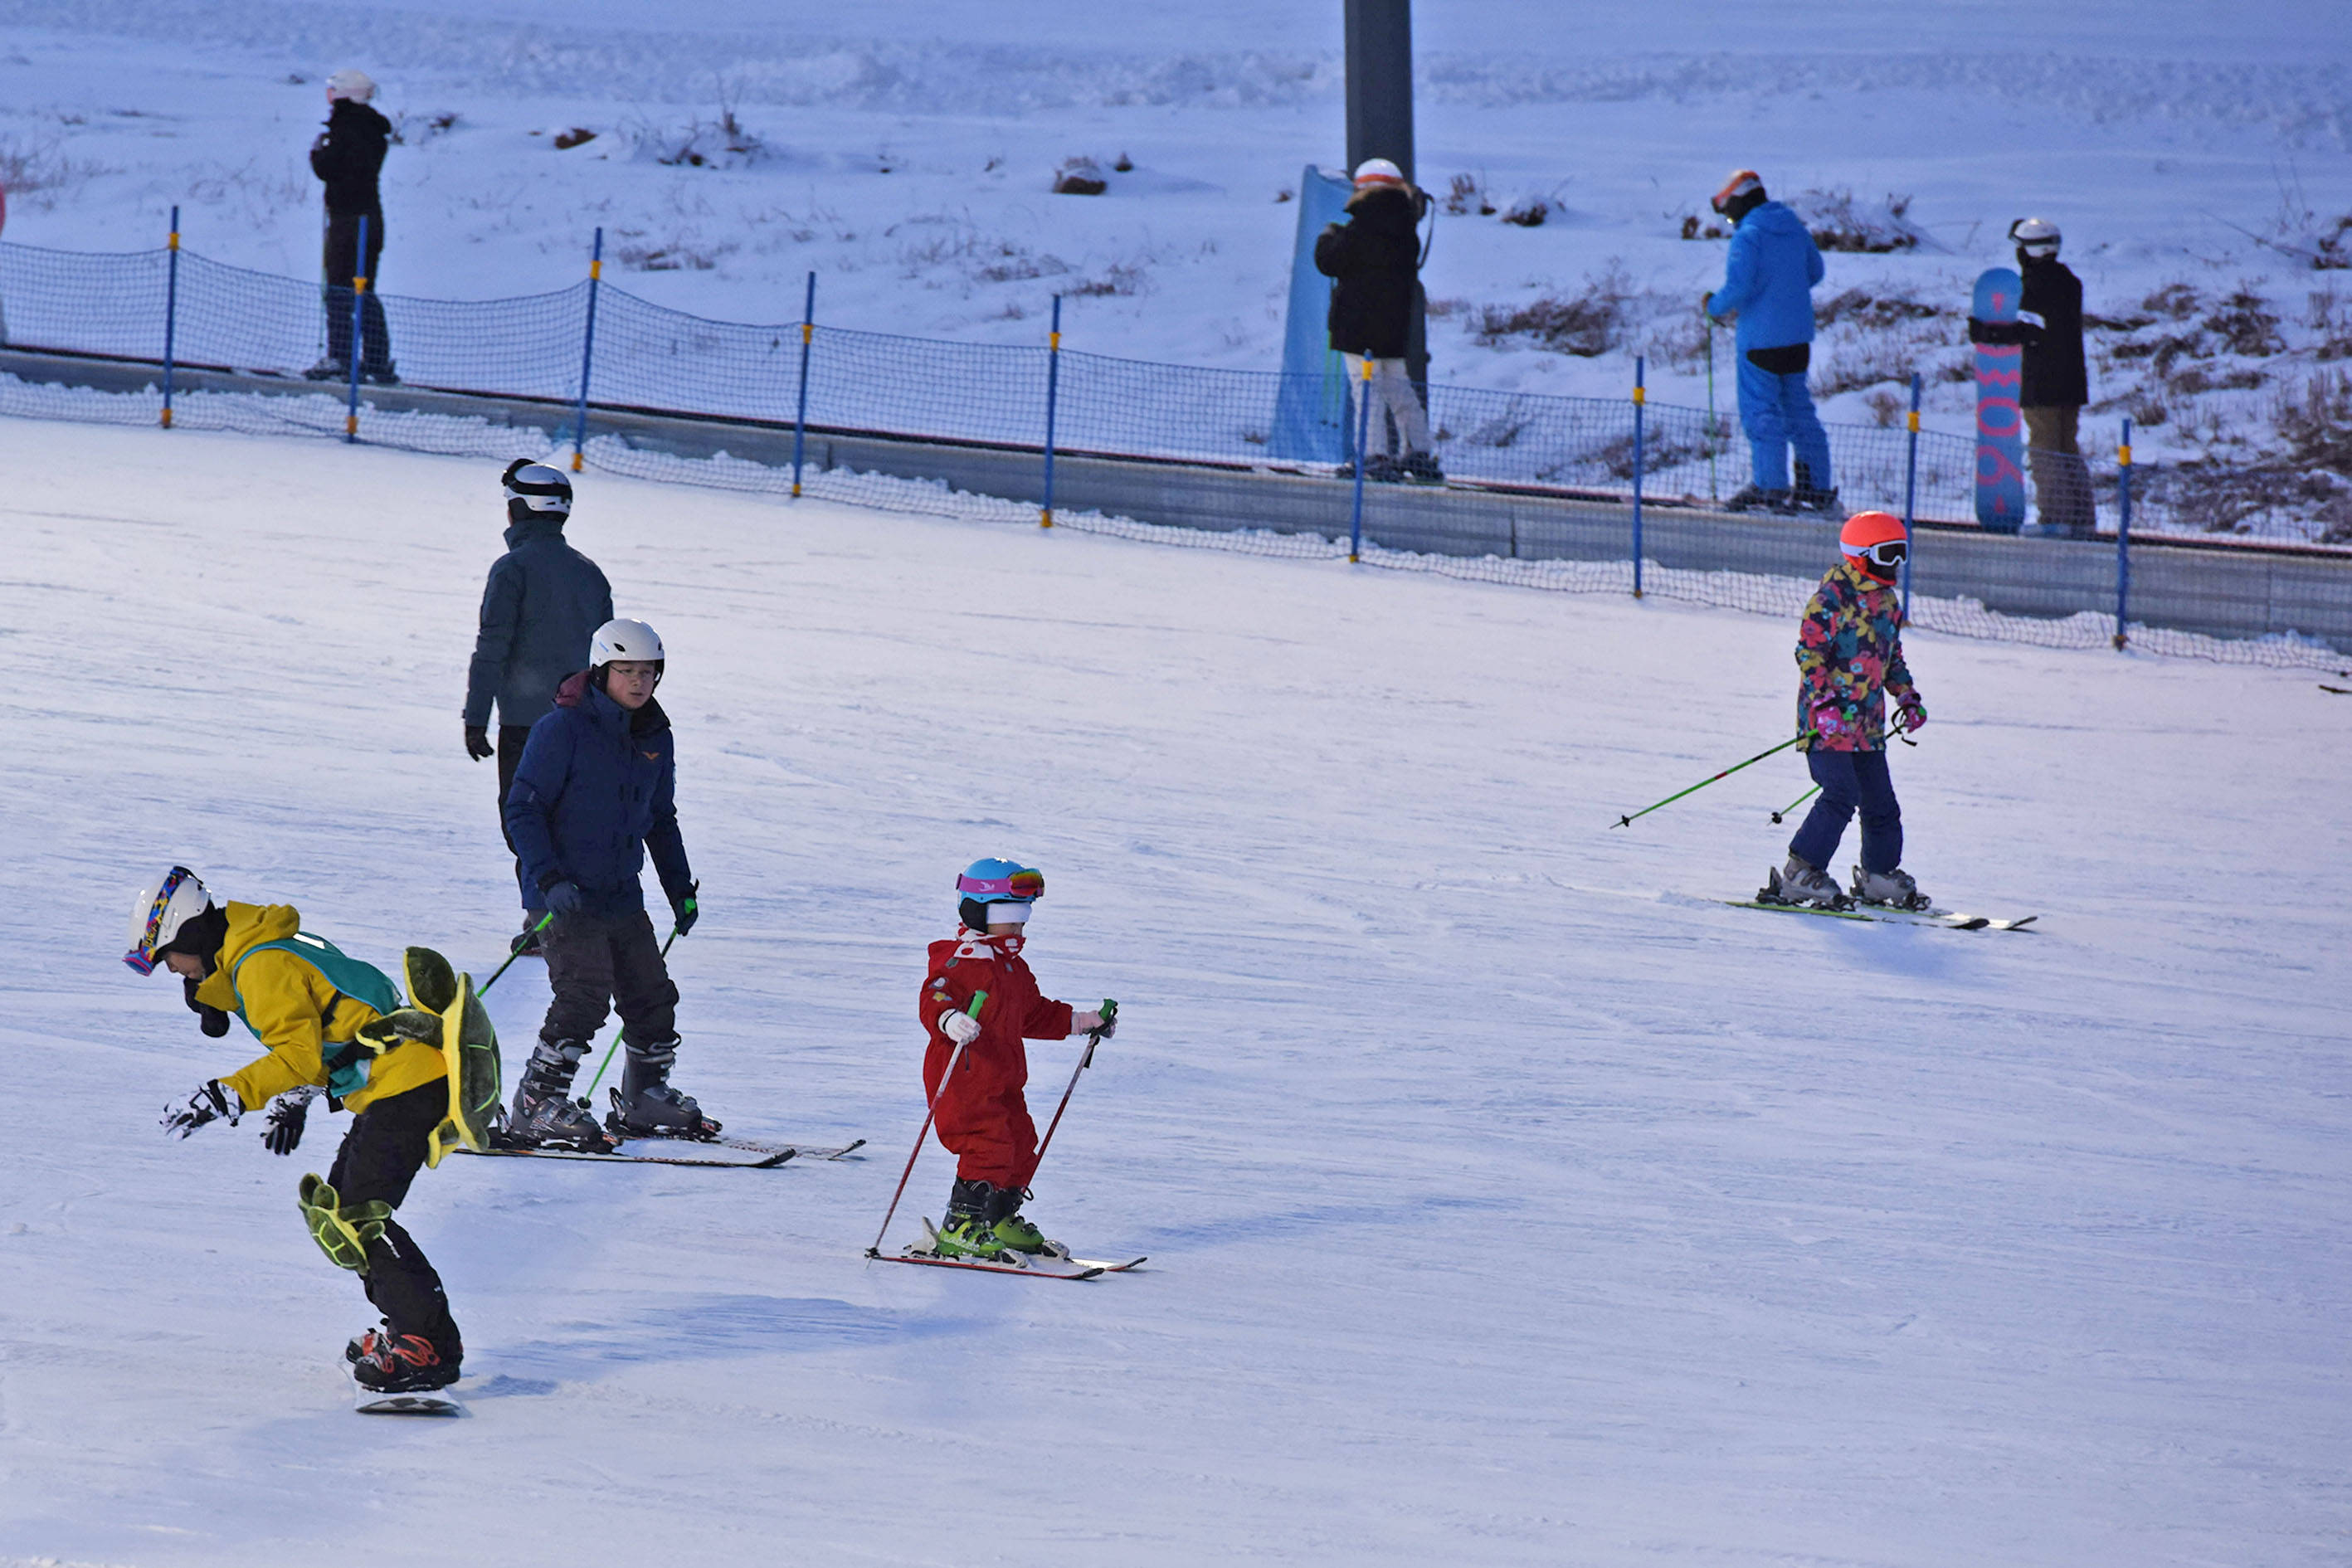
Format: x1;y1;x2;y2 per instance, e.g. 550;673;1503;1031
463;460;613;954
1704;170;1837;515
501;616;709;1149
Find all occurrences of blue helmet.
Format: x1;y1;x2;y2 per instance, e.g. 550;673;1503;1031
957;857;1044;930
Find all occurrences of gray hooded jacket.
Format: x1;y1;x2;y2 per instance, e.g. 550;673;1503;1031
462;515;614;728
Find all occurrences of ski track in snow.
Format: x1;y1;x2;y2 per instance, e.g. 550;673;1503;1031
0;416;2345;1565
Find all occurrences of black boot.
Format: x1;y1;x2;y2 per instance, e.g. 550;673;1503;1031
502;1038;611;1149
606;1038;718;1139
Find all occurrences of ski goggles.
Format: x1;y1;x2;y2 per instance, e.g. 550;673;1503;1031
123;864;198;975
957;867;1045;903
1843;539;1908;570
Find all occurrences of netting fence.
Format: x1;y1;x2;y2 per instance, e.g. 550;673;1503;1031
1;231;2345;669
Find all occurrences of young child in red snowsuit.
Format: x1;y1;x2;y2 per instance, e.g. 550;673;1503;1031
920;858;1115;1258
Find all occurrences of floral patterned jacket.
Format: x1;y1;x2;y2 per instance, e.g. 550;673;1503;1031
1795;560;1917;752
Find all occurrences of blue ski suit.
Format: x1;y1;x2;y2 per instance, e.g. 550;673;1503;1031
1707;201;1833;494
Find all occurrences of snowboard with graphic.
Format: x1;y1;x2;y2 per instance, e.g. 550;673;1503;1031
1970;267;2027;533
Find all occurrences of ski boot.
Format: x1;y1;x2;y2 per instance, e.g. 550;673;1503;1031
302;357;348;382
605;1038;719;1140
1400;450;1445;485
1850;864;1929;910
350;1331;459;1394
1790;485;1843;517
1763;855;1848;908
1722;484;1793;514
935;1179;1049;1258
500;1038;615;1150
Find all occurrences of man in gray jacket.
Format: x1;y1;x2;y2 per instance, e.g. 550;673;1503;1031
465;460;614;952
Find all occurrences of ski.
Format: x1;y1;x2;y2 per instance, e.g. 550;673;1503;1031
460;1143;794;1169
632;1132;865;1162
872;1251;1108;1281
1728;899;2038;932
354;1382;463;1415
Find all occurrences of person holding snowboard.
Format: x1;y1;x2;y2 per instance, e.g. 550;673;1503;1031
919;859;1118;1259
503;617;708;1148
304;69;397;384
464;459;614;955
1704;169;1836;515
1767;512;1929;910
1315;158;1441;484
124;866;466;1397
1975;217;2095;538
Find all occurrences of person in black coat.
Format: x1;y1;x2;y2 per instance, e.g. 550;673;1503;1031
1982;217;2094;537
464;460;616;952
306;69;397;383
1314;158;1439;482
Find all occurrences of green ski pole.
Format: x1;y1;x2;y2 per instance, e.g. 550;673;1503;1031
582;923;682;1100
477;913;553;997
1611;733;1814;830
868;990;989;1256
1770;785;1820;825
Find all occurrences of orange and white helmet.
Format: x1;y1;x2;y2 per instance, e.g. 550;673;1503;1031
1711;168;1764;214
325;70;377;103
1351;158;1405;187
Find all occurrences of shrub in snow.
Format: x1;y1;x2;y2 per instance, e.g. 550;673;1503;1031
1500;197;1548;227
1473;270;1631;358
553;127;597;150
631;109;765;170
1444;173;1496;217
1784;188;1922;254
1054;157;1107;196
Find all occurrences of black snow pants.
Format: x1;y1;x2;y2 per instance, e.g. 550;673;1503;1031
496;723;536;901
327;1079;463;1362
322;210;392;375
538;907;679;1049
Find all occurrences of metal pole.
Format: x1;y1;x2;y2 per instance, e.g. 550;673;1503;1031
1703;314;1718;504
791;270;816;498
1902;371;1921;621
343;214;367;444
1630;355;1646;599
2114;418;2133;650
1040;294;1063;528
1348;356;1372;562
160;206;180;430
570;227;603;473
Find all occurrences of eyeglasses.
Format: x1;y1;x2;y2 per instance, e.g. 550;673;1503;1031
1848;540;1907;570
957;867;1045;902
123;864;197;975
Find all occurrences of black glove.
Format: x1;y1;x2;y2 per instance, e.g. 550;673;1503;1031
1967;318;2022;347
543;879;586;918
465;724;494;761
161;1080;241;1138
670;880;699;937
261;1087;317;1156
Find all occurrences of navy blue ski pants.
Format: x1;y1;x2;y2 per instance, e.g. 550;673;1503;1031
1789;748;1902;874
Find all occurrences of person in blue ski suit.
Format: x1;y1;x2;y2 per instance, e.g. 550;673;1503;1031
500;616;709;1148
1704;169;1836;514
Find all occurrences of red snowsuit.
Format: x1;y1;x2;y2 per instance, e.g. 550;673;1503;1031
920;930;1076;1188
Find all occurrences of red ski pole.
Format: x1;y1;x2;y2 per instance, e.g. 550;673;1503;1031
1030;1001;1115;1179
865;990;986;1258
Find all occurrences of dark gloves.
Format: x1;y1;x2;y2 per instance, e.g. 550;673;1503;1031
1967;319;2023;347
162;1080;241;1138
543;880;586;919
465;724;494;761
670;880;700;937
261;1086;319;1156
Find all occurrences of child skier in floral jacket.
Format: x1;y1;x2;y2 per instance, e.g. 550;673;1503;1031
1774;511;1930;909
918;859;1117;1259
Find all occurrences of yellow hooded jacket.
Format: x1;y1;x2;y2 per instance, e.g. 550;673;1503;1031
191;902;445;1114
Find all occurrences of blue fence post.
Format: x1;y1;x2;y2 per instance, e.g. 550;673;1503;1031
1630;355;1646;599
160;205;180;430
2114;418;2133;650
569;226;604;474
1040;295;1064;528
1901;371;1921;621
343;214;368;444
1347;356;1371;562
791;270;816;498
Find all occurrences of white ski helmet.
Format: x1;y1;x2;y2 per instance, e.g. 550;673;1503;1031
124;865;214;975
1351;158;1405;187
502;459;572;520
2009;217;2061;258
591;617;665;671
325;69;377;103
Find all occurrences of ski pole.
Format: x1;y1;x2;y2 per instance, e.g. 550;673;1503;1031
867;990;987;1257
1610;733;1813;829
581;922;682;1099
477;913;553;997
1770;785;1820;825
1030;1001;1115;1181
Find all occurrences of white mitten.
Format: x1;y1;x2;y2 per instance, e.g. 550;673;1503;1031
937;1010;981;1046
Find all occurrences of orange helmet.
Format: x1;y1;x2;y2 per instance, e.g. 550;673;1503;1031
1710;168;1763;215
1839;511;1909;580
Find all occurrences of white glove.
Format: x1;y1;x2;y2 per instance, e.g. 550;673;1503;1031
937;1010;981;1046
1069;1001;1118;1039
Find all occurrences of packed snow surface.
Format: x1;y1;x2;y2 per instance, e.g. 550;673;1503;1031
0;418;2346;1566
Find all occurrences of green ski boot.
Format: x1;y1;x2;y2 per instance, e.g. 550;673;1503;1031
935;1177;1018;1259
991;1210;1049;1255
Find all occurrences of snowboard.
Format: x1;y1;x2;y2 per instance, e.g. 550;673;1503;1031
354;1381;462;1415
1970;267;2027;533
404;947;502;1169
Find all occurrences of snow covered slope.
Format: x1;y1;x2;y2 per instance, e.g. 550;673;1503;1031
0;418;2346;1566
